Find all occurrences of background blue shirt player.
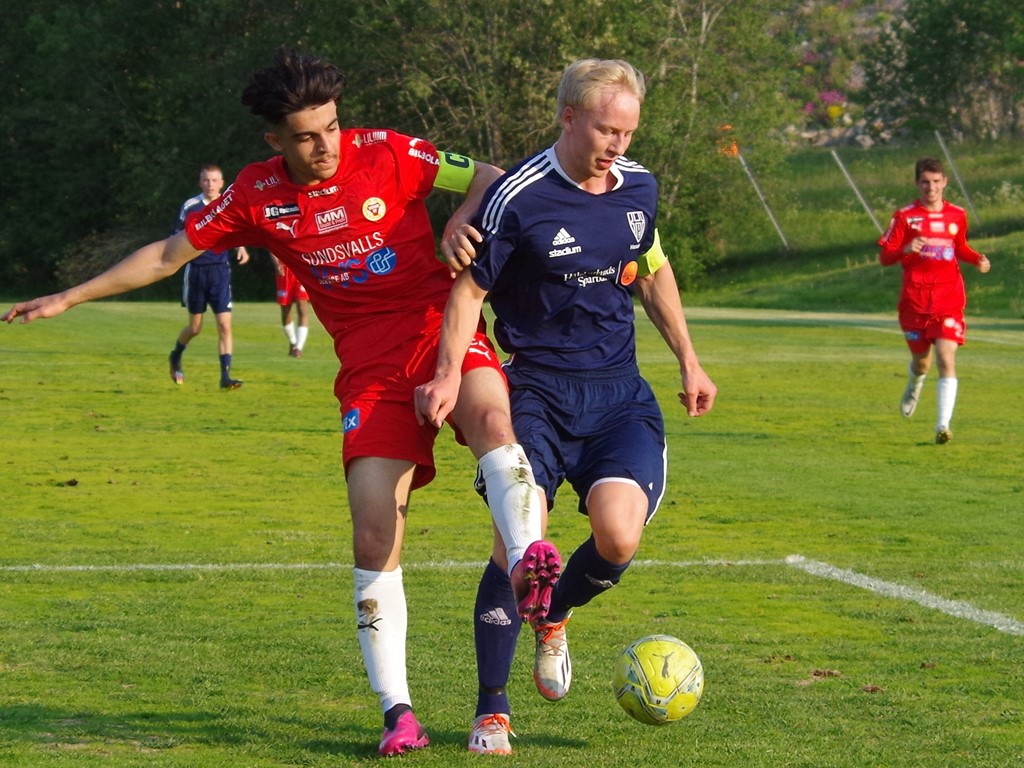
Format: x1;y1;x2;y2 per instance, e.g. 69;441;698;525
168;164;250;389
415;58;717;754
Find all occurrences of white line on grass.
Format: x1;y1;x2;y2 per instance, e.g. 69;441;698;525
784;554;1024;637
3;556;1020;637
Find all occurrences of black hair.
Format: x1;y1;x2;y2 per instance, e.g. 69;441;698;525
241;47;347;126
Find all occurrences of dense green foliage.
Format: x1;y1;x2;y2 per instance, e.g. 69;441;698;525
2;1;1022;297
865;0;1024;139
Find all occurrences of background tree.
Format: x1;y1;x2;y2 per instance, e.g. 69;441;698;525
623;0;799;286
5;0;1018;298
864;0;1024;140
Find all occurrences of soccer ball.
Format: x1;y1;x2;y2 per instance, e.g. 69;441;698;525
613;634;704;726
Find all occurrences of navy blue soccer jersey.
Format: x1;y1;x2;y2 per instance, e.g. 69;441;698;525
174;194;232;266
470;146;657;370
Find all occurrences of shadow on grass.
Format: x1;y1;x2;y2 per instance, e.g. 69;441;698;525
0;703;373;761
1;703;586;760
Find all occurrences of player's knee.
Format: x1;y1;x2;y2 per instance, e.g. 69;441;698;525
594;534;641;567
470;407;517;448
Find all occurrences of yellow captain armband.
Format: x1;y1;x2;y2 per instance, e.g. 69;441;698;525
636;228;667;277
434;151;476;193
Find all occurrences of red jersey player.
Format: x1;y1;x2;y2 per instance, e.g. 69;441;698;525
269;252;310;357
878;157;990;443
2;48;561;757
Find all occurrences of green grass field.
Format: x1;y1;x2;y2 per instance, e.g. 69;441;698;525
2;301;1022;767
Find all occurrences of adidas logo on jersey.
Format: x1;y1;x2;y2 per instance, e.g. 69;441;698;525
549;227;582;258
479;607;513;626
551;228;576;246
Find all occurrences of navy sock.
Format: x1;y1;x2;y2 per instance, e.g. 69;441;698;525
548;535;631;623
384;702;411;730
474;559;521;716
171;341;186;364
219;353;232;380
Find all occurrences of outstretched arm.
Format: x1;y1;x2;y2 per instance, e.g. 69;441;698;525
634;261;717;417
3;232;200;324
414;270;489;428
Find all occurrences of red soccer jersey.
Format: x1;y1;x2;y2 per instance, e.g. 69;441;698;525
878;200;983;316
185;128;452;370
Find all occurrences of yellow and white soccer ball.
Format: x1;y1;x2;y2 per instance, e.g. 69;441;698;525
613;634;704;726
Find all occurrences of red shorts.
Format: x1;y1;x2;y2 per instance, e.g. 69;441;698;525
275;269;309;306
336;329;504;490
898;310;966;354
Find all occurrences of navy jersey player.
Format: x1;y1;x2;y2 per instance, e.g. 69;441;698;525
168;164;251;389
416;58;716;754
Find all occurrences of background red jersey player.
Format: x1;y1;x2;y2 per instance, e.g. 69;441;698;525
878;156;991;444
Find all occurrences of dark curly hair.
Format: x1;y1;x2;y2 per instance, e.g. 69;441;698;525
241;47;347;126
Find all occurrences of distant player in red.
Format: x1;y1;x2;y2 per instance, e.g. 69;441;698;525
2;48;561;757
878;157;990;443
269;252;310;357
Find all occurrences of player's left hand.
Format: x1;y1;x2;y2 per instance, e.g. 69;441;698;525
678;365;717;417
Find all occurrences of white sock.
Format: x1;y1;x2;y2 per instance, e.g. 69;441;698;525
936;377;958;429
353;567;410;712
296;324;309;350
478;444;543;575
282;321;297;345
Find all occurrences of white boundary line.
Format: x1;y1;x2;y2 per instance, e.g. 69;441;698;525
784;555;1024;637
2;555;1020;637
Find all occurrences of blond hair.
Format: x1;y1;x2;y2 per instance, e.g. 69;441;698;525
556;58;646;118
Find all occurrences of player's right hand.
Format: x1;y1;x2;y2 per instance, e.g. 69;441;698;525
440;224;484;278
414;375;461;429
2;295;69;324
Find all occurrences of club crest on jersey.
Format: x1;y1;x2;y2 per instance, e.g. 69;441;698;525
948;222;959;236
362;197;386;222
315;206;350;233
627;211;646;243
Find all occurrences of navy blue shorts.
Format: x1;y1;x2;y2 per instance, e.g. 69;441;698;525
505;362;666;521
181;262;233;315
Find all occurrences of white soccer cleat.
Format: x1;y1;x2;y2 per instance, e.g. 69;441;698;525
467;713;514;755
532;614;572;701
